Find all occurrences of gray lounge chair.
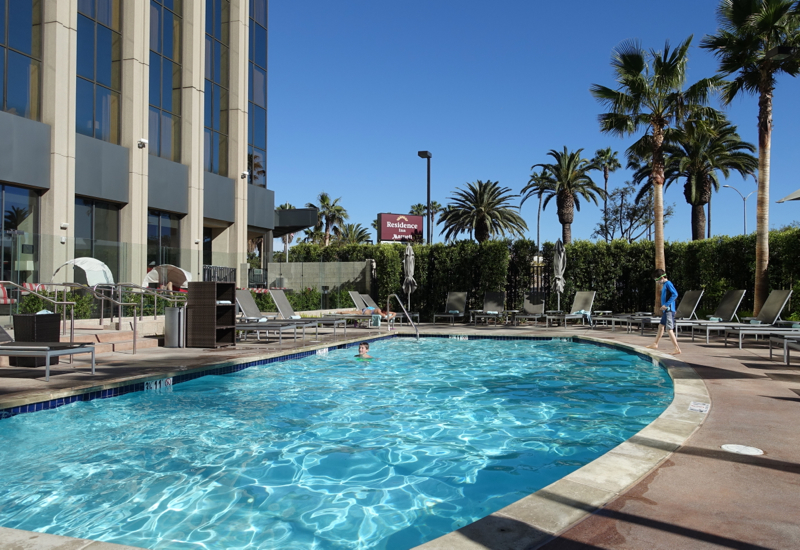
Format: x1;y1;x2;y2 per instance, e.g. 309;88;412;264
235;289;278;322
0;326;95;382
433;292;467;325
473;292;506;326
515;293;545;326
546;291;596;328
324;291;394;329
692;289;792;344
235;320;317;345
675;289;745;342
606;290;704;335
270;289;347;338
361;294;414;325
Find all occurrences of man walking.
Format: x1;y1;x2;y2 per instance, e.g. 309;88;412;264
647;269;681;355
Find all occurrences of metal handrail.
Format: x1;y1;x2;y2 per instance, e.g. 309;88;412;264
117;283;187;320
388;294;419;340
2;281;77;350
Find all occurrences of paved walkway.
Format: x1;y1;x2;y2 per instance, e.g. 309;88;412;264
1;322;798;550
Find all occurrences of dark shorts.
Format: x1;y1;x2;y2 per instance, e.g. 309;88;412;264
660;310;675;330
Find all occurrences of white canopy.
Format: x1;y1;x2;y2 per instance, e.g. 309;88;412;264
142;264;192;289
52;258;115;286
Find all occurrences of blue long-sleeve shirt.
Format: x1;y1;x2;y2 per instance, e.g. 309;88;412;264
661;280;678;312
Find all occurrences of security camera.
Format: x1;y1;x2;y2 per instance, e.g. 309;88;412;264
194;239;201;245
137;138;148;149
60;223;69;230
241;171;249;179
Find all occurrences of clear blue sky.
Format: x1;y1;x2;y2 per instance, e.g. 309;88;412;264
267;0;800;247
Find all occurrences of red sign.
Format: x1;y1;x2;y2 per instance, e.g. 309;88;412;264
378;213;423;242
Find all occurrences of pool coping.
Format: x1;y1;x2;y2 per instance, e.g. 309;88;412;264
0;333;708;550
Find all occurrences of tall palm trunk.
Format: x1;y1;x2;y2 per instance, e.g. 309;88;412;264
691;204;706;241
561;223;572;244
652;125;666;313
603;167;610;242
754;81;773;315
537;194;543;247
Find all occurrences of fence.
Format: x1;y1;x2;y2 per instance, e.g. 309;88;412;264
203;265;236;283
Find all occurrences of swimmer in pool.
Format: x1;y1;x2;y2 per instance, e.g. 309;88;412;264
355;342;373;359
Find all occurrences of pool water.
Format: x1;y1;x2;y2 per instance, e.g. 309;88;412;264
0;338;672;549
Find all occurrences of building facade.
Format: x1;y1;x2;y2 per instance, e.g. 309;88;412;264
0;0;306;289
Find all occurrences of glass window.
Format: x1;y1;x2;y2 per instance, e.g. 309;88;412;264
203;227;212;266
76;0;122;143
149;0;182;162
248;2;267;187
0;184;40;284
147;209;181;267
74;197;121;282
2;0;42;121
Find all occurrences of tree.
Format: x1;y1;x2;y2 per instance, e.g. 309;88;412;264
590;147;621;241
591;36;719;309
438;180;528;243
666;119;758;240
701;0;800;314
520;169;555;247
305;192;349;247
276;203;296;260
302;227;325;245
532;147;605;244
333;223;371;245
409;201;442;217
592;181;675;242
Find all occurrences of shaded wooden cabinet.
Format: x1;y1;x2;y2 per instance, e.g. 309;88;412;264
186;282;236;348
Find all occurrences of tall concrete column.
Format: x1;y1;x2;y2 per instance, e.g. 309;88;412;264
39;0;78;282
119;0;150;285
228;0;250;288
181;0;207;282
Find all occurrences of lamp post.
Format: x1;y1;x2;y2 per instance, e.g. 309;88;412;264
723;185;754;235
417;151;432;244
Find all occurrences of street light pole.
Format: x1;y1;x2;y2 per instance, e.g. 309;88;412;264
723;185;754;235
417;151;432;244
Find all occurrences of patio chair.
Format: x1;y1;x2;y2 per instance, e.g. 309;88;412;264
0;326;95;382
769;333;800;365
514;293;545;326
473;292;506;326
545;291;596;328
676;289;745;342
323;291;394;329
433;292;467;325
235;289;279;322
269;289;347;338
235;320;318;345
693;289;792;344
361;294;416;325
605;290;704;335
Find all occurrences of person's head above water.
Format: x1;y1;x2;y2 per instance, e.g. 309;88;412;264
356;342;372;358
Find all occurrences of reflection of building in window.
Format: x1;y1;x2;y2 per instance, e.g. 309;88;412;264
247;0;267;187
203;227;213;266
0;0;42;120
76;0;122;143
147;210;181;267
149;0;182;162
204;0;230;175
74;197;121;282
0;184;39;283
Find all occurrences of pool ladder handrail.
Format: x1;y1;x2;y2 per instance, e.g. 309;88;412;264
388;294;419;340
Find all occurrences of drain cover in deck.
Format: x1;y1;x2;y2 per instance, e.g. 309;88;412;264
721;444;764;456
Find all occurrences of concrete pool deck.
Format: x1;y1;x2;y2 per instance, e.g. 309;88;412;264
0;323;798;549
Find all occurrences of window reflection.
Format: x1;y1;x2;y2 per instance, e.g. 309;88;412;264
1;184;40;284
147;210;181;268
204;0;229;176
76;0;122;143
149;0;182;162
74;197;121;283
1;0;42;121
247;0;267;187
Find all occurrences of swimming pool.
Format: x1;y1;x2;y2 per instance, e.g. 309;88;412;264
0;337;672;549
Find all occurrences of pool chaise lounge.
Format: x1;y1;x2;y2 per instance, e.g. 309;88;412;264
433;291;467;325
689;289;792;343
603;290;704;335
269;289;347;337
0;327;95;382
236;289;347;339
515;293;545;326
235;320;319;345
545;291;597;328
324;291;394;329
473;291;506;325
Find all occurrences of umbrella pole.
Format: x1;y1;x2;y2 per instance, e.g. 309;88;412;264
557;292;561;312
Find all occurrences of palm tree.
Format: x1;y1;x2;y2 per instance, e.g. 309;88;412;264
333;223;371;245
438;180;528;243
520;169;555;247
275;203;296;260
667;119;758;240
590;148;621;241
305;192;349;247
409;201;442;217
532;147;605;244
591;36;719;308
701;0;800;314
302;227;325;245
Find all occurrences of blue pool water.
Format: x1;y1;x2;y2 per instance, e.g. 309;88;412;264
0;338;672;549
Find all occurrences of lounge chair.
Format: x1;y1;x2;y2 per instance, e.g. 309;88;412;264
606;290;704;335
473;292;506;326
769;333;800;365
545;291;596;328
674;289;745;343
235;289;279;322
514;293;545;326
725;325;800;350
0;326;95;382
235;320;317;345
361;294;415;325
270;289;347;338
433;292;467;325
691;289;792;344
324;291;394;329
